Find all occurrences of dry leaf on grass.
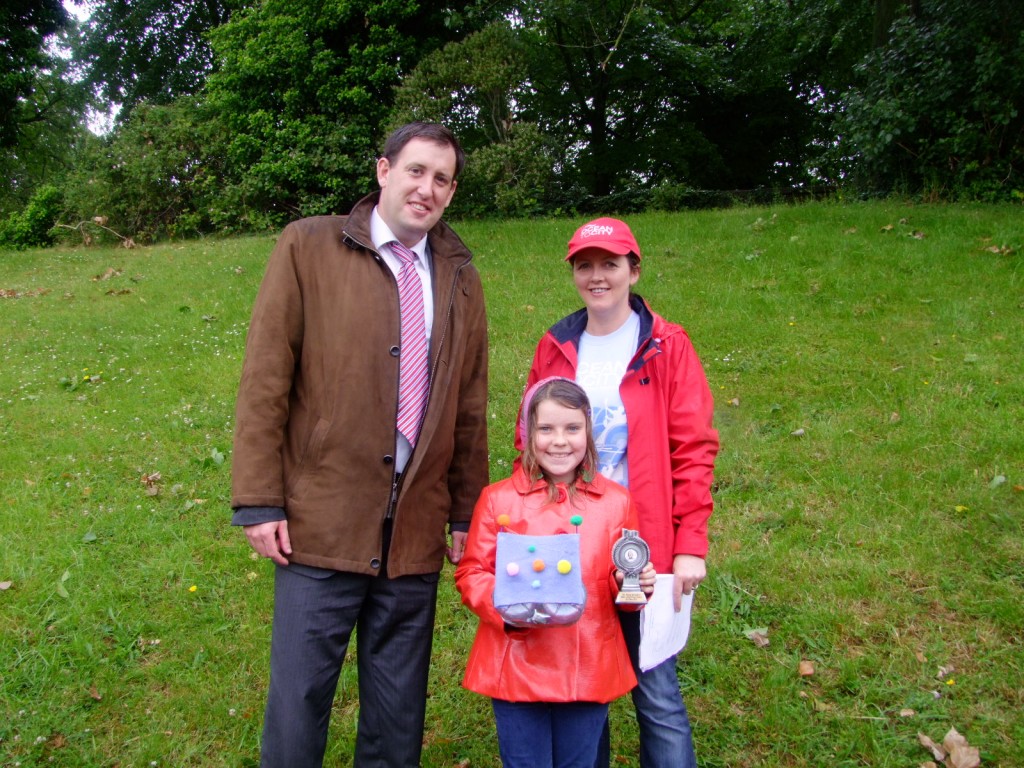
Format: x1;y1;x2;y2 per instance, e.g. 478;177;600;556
798;660;815;677
93;267;122;281
141;471;162;496
918;727;981;767
744;627;770;647
943;728;981;768
918;732;946;761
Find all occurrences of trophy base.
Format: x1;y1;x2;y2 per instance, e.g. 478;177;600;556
615;590;648;606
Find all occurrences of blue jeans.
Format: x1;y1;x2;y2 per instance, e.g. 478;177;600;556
493;699;610;768
596;612;697;768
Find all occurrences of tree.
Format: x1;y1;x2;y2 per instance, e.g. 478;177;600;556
60;97;229;241
204;0;492;227
841;0;1024;199
0;0;70;147
389;23;557;217
71;0;244;117
1;7;88;218
0;60;90;215
397;0;831;205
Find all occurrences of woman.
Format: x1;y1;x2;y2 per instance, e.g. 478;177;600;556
518;217;719;768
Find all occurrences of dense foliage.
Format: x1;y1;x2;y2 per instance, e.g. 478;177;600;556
0;183;63;248
198;0;495;230
61;99;229;242
1;0;1021;245
71;0;241;115
840;0;1024;200
0;0;69;148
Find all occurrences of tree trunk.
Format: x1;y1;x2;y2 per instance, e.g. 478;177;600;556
873;0;921;47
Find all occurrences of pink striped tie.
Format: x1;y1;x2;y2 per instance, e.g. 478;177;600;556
391;241;429;447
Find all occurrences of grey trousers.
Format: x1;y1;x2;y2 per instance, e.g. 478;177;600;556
260;563;440;768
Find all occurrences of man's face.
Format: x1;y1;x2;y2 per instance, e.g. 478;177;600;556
376;137;458;248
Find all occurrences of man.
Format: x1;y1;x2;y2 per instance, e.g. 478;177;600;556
231;122;489;767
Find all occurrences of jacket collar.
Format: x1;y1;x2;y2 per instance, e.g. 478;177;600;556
510;464;609;499
547;293;670;373
340;190;474;269
549;293;655;345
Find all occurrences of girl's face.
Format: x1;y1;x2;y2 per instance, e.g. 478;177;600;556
572;250;639;320
532;399;589;485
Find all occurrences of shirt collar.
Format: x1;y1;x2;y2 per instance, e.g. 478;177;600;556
370;207;428;261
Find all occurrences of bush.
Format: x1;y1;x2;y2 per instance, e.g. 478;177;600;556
650;184;735;212
0;185;64;249
840;0;1024;200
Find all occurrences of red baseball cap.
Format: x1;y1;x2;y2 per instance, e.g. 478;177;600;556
566;217;642;262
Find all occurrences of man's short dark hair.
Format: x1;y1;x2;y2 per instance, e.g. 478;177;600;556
382;122;466;179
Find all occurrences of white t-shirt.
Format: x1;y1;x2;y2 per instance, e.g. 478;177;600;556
576;311;640;487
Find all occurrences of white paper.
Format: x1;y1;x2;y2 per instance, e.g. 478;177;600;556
638;574;693;672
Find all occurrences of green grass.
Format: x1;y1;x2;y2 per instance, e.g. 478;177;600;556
1;201;1021;766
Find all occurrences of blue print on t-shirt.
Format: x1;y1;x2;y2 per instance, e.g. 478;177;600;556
592;404;629;487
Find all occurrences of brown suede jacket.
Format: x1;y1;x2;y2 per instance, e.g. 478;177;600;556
231;192;489;577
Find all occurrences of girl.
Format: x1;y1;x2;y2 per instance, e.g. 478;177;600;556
455;377;655;768
519;218;719;768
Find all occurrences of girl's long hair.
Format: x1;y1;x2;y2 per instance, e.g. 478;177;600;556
520;378;599;503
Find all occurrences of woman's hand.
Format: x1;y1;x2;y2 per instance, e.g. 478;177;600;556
672;554;706;610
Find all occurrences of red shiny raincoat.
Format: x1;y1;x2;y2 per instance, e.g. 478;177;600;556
456;467;639;702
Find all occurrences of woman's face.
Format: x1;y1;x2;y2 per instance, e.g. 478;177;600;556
571;250;639;320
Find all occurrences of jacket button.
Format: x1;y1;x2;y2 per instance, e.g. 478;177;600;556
383;455;394;465
389;345;400;357
370;558;381;569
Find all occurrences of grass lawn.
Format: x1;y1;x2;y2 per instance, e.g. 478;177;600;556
1;201;1021;766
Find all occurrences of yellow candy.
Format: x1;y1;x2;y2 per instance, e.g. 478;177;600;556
557;560;572;575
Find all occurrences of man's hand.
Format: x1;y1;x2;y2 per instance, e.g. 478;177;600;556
672;554;706;611
446;530;467;565
244;520;292;566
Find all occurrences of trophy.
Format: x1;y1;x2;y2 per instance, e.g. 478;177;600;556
612;529;650;606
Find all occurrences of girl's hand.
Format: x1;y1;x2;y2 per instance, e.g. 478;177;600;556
638;562;657;597
614;562;657;596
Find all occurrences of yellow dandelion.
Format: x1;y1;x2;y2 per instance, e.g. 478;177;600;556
189;585;197;592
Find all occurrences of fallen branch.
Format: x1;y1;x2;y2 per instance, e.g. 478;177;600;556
54;217;136;248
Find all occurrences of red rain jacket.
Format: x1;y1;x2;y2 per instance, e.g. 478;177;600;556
519;296;718;571
456;467;639;703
